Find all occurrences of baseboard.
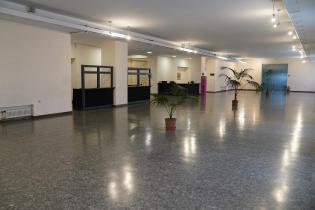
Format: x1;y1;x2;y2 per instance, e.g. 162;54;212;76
33;111;73;119
207;89;315;94
113;104;128;107
128;100;149;105
207;89;234;93
207;89;258;93
290;91;315;93
238;89;258;91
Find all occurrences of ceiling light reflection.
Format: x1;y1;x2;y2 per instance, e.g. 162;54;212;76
183;135;197;162
108;181;118;200
145;133;152;147
219;118;226;139
238;108;245;130
273;109;303;204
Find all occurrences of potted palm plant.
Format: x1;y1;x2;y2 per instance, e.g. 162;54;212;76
220;67;258;108
151;84;192;130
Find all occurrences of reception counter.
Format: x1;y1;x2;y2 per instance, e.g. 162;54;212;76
73;88;114;110
128;86;151;103
158;82;200;96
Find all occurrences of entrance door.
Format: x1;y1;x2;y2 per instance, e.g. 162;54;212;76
262;64;288;91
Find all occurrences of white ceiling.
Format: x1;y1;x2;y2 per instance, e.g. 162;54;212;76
71;32;200;58
5;0;314;59
284;0;315;61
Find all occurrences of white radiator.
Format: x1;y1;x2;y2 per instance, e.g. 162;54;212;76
0;105;33;121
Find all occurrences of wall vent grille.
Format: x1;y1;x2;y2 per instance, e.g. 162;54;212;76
0;105;33;121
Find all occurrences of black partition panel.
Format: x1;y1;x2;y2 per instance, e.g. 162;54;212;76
73;65;114;110
158;82;200;96
128;68;151;103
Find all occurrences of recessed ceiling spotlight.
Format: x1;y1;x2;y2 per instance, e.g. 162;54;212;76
126;35;131;40
292;35;297;40
273;23;278;28
288;31;293;36
292;45;296;51
147;51;152;54
302;60;306;63
172;55;177;58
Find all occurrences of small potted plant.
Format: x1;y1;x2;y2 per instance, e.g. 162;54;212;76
220;67;259;108
151;85;192;130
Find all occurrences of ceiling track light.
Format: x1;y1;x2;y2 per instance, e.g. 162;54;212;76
27;6;36;14
276;9;281;27
107;20;113;37
288;30;293;36
179;47;197;54
271;14;276;23
271;0;276;23
292;45;296;51
126;26;131;40
217;55;229;60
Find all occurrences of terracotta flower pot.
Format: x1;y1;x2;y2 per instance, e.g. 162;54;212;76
232;100;238;108
165;118;176;130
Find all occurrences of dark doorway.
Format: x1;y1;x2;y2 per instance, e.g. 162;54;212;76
262;64;288;92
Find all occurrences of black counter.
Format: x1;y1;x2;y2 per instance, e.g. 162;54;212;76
158;83;200;96
73;88;114;110
128;86;151;103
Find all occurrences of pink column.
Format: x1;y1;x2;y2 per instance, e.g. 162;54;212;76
201;73;207;96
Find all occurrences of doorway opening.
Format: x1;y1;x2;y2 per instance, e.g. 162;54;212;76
262;64;288;92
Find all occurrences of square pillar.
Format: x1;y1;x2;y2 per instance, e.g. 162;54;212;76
101;40;128;106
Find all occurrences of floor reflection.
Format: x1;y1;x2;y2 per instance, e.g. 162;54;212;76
107;164;135;202
272;106;303;206
182;134;197;162
1;92;314;209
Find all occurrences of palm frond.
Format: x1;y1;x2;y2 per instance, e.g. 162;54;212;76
221;67;238;77
239;69;253;80
220;73;241;88
247;80;261;90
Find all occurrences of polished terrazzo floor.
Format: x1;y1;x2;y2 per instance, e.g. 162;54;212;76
1;92;315;209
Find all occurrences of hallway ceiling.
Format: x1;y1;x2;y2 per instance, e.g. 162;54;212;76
6;0;312;59
284;0;315;61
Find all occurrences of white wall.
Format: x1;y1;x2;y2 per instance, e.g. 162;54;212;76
176;67;189;83
101;40;128;106
71;44;101;89
190;55;202;83
148;56;158;94
0;19;72;116
156;56;201;83
202;57;314;92
157;56;174;82
238;58;315;91
205;58;237;92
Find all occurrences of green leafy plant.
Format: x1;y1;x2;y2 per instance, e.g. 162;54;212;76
220;67;259;101
151;95;186;119
151;84;194;119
